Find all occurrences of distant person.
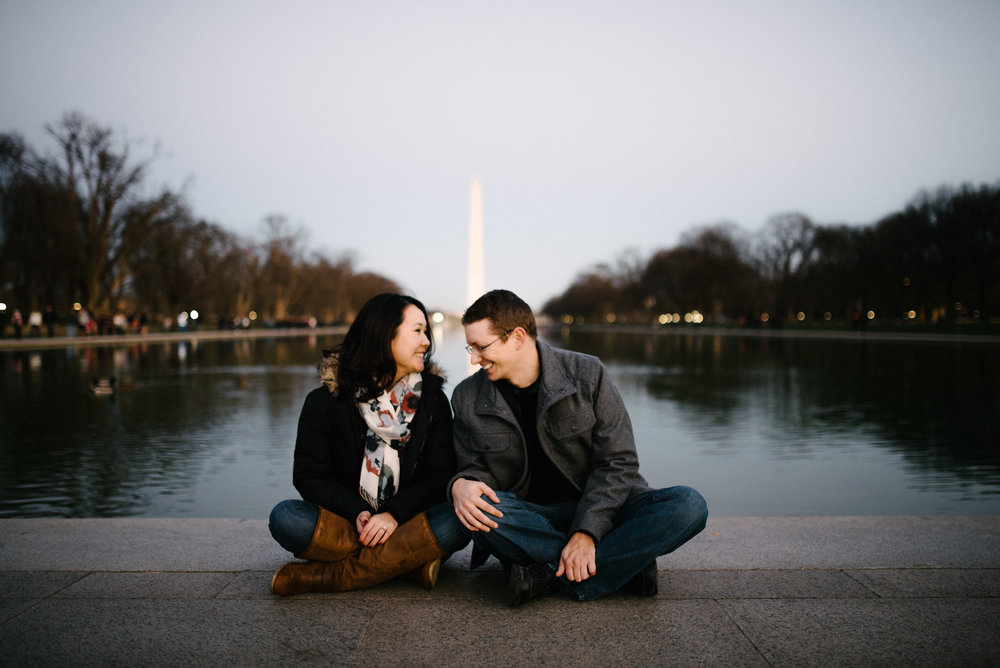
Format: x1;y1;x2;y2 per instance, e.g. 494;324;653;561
11;309;23;339
268;293;467;595
76;308;88;335
28;310;43;336
43;305;57;337
450;289;708;606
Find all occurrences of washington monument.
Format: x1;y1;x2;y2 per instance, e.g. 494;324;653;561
466;178;484;309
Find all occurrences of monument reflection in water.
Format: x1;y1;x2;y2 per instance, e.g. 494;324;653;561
0;327;997;518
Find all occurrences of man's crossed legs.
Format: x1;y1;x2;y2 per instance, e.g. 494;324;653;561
471;485;708;603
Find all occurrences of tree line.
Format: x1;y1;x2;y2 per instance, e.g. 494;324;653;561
543;184;1000;329
0;112;400;330
4;112;998;333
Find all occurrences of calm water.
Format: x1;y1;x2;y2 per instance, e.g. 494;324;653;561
0;327;997;518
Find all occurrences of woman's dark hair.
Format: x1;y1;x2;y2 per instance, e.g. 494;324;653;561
334;293;434;400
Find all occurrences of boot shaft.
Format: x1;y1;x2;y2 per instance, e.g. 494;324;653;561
272;511;446;594
297;507;359;562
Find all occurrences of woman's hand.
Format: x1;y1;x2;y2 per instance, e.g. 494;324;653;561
357;511;397;547
355;511;372;535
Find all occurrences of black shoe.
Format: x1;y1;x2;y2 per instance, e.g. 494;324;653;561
622;560;658;596
508;563;556;607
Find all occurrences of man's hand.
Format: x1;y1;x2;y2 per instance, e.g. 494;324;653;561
556;532;597;582
451;478;503;531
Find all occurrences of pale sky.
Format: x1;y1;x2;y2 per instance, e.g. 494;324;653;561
2;0;998;312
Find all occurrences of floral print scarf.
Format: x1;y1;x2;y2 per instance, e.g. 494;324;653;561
357;372;422;510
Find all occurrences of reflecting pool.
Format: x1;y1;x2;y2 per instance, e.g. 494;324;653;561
0;327;997;517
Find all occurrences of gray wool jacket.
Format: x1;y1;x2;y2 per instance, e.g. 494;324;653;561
449;340;650;543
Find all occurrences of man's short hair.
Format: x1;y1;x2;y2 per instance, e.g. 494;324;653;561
462;289;537;338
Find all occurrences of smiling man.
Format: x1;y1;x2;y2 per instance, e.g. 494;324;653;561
449;289;708;605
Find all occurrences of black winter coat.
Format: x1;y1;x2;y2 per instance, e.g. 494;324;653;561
292;368;455;524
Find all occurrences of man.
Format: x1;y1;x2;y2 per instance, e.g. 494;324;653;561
449;289;708;605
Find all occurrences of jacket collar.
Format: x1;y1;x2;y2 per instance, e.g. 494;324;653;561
536;340;576;412
472;340;576;416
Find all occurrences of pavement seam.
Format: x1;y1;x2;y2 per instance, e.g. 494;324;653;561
211;572;242;599
840;568;882;599
0;570;92;626
711;598;775;667
350;601;382;666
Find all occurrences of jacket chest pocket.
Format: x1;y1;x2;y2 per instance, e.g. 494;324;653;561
467;430;518;452
544;410;596;441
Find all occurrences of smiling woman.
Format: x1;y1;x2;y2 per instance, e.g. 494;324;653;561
390;305;430;382
266;293;469;596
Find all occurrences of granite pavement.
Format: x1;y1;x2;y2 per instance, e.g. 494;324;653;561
2;516;998;666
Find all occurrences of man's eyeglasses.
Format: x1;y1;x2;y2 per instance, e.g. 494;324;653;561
465;329;513;355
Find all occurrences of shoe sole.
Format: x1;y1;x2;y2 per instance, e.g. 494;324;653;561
270;562;295;595
425;558;441;589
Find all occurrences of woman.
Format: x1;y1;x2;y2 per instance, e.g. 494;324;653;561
268;293;467;595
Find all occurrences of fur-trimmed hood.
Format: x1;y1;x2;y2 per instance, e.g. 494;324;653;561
318;349;445;395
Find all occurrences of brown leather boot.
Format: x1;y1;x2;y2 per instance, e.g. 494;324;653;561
270;511;446;595
270;507;359;596
404;557;443;590
296;507;359;562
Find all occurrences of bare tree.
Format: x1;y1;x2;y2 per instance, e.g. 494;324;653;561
681;223;758;323
257;215;307;322
293;252;356;324
341;272;402;322
213;233;260;322
124;196;199;317
46;111;170;312
2;113;430;329
755;213;817;322
543;264;622;322
0;133;76;308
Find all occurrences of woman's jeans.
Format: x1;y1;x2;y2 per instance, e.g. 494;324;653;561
471;486;708;601
268;499;470;555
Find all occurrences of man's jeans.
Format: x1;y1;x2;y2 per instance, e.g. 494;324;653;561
268;500;470;555
472;486;708;601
